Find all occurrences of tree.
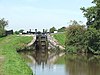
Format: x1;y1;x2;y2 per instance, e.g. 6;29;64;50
58;27;66;32
85;28;100;54
80;0;100;54
49;27;56;33
19;29;24;33
15;31;19;34
0;18;8;37
81;0;100;29
65;20;86;53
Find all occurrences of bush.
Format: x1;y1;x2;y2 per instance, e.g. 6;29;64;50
85;28;100;54
65;24;100;54
65;24;87;53
65;46;78;53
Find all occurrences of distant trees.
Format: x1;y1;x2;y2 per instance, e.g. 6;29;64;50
15;31;19;34
49;26;67;33
58;27;66;32
14;29;24;34
49;27;56;33
0;18;8;37
19;29;24;33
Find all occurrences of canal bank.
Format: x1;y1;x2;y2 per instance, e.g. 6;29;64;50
19;49;100;75
0;35;34;75
16;33;100;75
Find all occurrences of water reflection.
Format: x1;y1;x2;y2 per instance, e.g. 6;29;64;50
65;54;100;75
35;50;48;65
19;51;100;75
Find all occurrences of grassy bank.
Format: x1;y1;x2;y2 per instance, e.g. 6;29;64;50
53;32;66;46
0;35;33;75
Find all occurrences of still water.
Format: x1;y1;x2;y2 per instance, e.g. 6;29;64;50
20;51;100;75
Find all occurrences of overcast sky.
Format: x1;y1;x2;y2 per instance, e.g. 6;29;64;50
0;0;93;31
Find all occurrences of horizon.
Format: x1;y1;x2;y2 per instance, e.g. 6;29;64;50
0;0;93;31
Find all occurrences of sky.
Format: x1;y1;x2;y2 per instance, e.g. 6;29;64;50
0;0;93;31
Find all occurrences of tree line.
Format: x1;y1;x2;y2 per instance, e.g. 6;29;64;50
49;26;66;33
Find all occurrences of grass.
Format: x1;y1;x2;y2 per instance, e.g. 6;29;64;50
0;35;33;75
53;32;66;46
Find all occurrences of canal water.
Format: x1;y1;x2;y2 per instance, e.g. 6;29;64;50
19;51;100;75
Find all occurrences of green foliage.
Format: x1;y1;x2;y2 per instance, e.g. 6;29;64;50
65;46;78;53
80;0;100;54
14;29;24;34
64;0;100;54
14;31;20;34
58;27;66;32
0;18;8;37
81;0;100;30
65;21;87;53
85;28;100;54
19;29;24;33
65;20;100;54
80;6;96;27
0;35;33;75
49;27;56;33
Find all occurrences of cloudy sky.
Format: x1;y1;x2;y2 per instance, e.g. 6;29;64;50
0;0;93;31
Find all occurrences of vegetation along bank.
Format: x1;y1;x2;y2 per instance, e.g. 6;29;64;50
0;35;33;75
53;0;100;55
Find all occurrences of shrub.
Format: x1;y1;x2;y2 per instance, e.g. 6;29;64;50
65;24;87;53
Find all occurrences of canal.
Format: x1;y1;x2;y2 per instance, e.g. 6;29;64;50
19;51;100;75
